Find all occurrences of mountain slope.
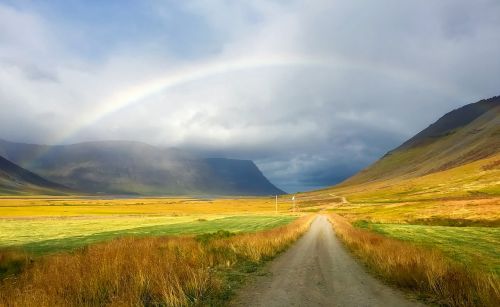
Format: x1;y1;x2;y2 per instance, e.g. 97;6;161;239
0;155;69;195
0;140;284;196
306;96;500;202
340;96;500;187
204;158;282;195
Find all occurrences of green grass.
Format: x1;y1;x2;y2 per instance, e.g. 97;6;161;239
1;215;297;254
357;222;500;274
0;215;212;246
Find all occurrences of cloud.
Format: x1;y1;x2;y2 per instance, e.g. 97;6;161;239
0;0;499;192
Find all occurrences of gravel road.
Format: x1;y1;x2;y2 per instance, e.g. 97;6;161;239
231;215;424;307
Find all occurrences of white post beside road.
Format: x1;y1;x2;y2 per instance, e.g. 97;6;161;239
275;195;278;214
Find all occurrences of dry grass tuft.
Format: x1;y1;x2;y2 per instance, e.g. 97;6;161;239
0;215;313;306
0;249;31;279
329;214;500;307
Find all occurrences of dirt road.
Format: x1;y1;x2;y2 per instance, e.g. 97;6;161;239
231;215;423;307
329;194;348;204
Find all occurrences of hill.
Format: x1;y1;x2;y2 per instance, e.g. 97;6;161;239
340;96;499;186
321;96;499;202
0;140;284;196
0;155;69;195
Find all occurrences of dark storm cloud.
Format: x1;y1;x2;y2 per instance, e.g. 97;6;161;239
1;0;499;192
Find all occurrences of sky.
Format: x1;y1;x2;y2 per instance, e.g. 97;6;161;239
1;0;500;192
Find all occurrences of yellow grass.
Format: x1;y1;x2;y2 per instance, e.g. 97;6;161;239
0;197;295;217
312;154;500;203
0;215;314;306
332;198;500;226
0;196;302;255
328;214;500;307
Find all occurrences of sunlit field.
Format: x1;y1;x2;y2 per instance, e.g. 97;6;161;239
330;198;500;226
0;215;297;254
0;196;290;216
0;197;299;254
357;222;500;274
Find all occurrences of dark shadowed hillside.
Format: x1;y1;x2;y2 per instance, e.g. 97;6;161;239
0;140;284;196
204;158;283;195
0;155;69;195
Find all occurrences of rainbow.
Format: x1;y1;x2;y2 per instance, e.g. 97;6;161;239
30;53;462;165
51;54;328;145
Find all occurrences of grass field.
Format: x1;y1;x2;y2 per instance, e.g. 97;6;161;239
1;215;297;254
0;197;299;254
0;196;295;216
331;198;500;226
356;222;500;274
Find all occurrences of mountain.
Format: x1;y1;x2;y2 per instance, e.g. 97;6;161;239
319;96;499;202
0;140;284;196
340;96;499;186
0;155;69;195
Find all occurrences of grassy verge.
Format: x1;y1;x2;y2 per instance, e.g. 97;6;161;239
355;222;500;275
0;215;314;306
328;214;500;306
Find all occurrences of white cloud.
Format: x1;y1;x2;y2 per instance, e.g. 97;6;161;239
0;1;499;191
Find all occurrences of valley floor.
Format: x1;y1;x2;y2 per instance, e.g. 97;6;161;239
0;196;297;254
1;194;498;306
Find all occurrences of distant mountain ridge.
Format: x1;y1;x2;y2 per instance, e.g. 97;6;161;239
0;140;284;196
0;155;69;195
340;96;500;186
